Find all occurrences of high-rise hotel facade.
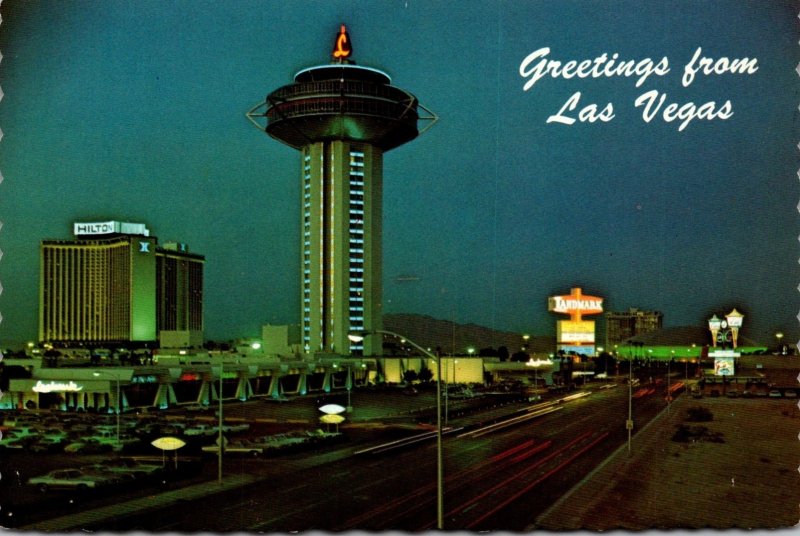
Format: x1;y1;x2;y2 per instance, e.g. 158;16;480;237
39;220;204;347
249;26;434;356
298;142;385;356
605;307;663;348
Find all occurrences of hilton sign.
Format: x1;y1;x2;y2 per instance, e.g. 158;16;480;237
74;220;150;237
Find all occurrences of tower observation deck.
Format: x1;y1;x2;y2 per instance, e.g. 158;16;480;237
247;26;436;356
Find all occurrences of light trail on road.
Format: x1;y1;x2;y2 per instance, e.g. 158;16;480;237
336;438;552;530
464;431;610;530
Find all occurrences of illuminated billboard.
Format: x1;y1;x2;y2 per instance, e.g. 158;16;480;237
550;287;604;352
557;320;596;343
548;287;604;320
714;356;735;376
558;345;596;357
73;220;150;237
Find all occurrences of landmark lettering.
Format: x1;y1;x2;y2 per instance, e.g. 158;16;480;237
551;297;603;313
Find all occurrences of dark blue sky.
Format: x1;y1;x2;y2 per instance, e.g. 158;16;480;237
0;1;797;347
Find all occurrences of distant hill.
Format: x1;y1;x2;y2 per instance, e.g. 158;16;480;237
383;313;555;356
625;325;764;348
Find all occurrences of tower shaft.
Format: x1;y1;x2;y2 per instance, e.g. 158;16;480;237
302;141;383;355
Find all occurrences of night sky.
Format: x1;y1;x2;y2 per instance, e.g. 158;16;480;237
0;1;797;348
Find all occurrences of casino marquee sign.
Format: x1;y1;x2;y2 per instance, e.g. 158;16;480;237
548;287;604;320
548;287;604;354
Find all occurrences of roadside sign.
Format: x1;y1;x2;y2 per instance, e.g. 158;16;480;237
625;419;634;430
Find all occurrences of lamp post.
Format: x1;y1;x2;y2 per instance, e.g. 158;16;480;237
627;353;633;454
666;358;671;414
346;364;353;413
92;371;120;447
349;330;444;530
626;342;643;455
597;347;605;377
218;361;224;484
776;331;785;355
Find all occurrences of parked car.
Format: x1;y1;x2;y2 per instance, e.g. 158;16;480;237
99;457;163;477
28;469;114;492
183;423;216;437
768;389;782;398
784;389;797;398
29;435;67;453
90;433;141;450
0;435;34;451
185;404;212;413
202;439;265;457
221;423;250;434
64;439;114;454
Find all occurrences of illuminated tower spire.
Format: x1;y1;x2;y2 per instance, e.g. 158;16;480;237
248;26;436;356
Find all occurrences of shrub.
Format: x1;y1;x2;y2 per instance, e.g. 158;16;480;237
686;406;713;422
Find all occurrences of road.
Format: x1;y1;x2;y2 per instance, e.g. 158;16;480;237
76;381;677;531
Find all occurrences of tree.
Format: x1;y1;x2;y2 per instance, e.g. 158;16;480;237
511;350;530;362
417;367;434;383
498;346;510;362
402;369;419;384
595;351;616;375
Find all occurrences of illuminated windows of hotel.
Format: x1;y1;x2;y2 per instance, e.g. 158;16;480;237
348;150;365;352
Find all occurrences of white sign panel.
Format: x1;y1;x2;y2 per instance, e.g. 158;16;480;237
74;221;118;236
560;332;596;343
74;221;150;237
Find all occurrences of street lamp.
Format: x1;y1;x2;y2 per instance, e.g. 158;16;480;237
346;364;353;413
349;330;444;530
776;332;785;355
626;342;643;455
217;361;225;484
92;371;120;447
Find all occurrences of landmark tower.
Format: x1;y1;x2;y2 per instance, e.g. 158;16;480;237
248;25;435;356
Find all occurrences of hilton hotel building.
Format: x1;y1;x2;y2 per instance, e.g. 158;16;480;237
39;221;204;347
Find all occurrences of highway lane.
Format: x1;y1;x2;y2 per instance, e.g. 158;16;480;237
82;382;677;531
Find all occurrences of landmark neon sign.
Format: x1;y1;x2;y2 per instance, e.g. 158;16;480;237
549;287;603;350
332;25;352;60
548;287;604;321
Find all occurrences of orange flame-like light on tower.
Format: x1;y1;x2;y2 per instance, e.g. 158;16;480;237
332;25;352;60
